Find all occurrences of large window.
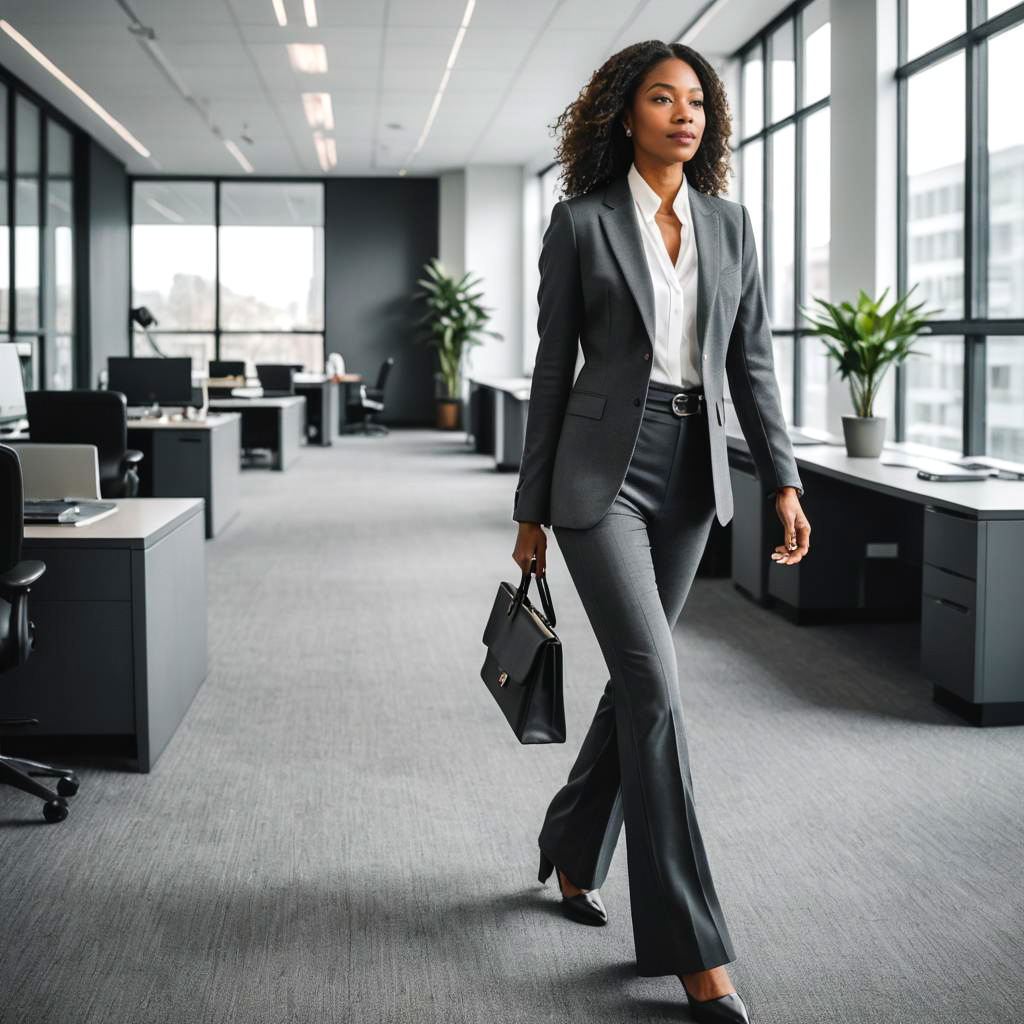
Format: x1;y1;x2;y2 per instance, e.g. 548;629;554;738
898;1;1024;461
0;77;76;390
131;180;325;372
734;0;831;431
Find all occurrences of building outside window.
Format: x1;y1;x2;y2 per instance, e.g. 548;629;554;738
131;180;325;373
899;0;1024;462
734;0;831;431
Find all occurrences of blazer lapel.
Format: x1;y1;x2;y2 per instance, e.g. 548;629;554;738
688;187;720;358
599;175;656;348
599;173;721;358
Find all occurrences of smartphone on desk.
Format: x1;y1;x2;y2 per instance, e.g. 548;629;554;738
916;468;989;482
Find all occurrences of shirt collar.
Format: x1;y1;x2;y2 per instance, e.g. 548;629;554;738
626;162;691;228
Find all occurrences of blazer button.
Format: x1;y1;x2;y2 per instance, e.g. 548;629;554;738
643;352;650;360
633;397;641;406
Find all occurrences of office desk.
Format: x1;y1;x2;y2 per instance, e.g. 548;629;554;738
332;372;364;427
294;374;340;446
726;421;1024;726
208;395;304;470
126;414;241;539
467;375;532;469
0;498;208;771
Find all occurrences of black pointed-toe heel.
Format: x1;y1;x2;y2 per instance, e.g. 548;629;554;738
538;850;608;926
678;974;751;1024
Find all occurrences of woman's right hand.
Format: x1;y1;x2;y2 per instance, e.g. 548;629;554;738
513;522;548;578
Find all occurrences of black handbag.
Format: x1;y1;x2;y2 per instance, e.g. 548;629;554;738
480;560;565;744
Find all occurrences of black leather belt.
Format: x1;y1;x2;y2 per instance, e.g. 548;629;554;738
645;380;707;417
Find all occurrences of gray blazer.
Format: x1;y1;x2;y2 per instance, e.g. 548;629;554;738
512;171;803;530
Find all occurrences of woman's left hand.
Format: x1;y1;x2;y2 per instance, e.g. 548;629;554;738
771;487;810;565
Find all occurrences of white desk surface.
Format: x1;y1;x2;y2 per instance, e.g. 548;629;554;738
724;421;1024;518
209;395;306;410
468;375;532;396
23;498;205;549
125;412;240;430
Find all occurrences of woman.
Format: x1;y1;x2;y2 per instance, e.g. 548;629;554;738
511;40;811;1024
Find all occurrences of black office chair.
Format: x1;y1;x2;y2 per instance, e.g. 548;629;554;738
0;444;80;823
25;390;144;498
341;357;395;436
255;364;297;397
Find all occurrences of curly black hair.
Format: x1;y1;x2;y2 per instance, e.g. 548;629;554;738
550;40;734;200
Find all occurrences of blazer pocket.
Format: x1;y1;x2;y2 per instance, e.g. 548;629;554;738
565;389;607;420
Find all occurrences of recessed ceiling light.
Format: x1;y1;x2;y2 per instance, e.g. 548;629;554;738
302;92;334;131
0;19;151;159
313;131;336;172
287;43;328;73
271;0;287;27
304;0;318;28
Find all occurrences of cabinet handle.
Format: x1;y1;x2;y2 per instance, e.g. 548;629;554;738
930;595;969;614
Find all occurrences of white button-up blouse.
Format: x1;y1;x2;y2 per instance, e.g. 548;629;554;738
626;162;701;389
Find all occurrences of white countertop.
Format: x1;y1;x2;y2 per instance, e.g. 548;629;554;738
23;498;205;548
724;421;1024;517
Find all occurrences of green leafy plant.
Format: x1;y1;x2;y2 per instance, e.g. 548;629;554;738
414;257;502;400
799;284;943;417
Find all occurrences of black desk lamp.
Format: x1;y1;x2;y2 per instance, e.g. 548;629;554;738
130;306;167;358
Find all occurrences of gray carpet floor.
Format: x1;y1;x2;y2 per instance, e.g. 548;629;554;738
0;428;1021;1024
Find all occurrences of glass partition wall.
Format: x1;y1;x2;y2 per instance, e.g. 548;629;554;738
131;180;325;374
1;78;77;390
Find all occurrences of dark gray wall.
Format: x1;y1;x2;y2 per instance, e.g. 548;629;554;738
75;136;129;388
325;178;439;426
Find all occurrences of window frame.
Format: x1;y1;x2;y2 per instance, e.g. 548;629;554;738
0;63;82;390
129;175;327;370
896;0;1024;457
731;0;831;429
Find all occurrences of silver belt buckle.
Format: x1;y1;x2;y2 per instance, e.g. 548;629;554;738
671;393;696;417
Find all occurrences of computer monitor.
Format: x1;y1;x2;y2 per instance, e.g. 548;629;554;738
108;357;194;408
0;344;28;425
209;360;247;379
255;364;296;396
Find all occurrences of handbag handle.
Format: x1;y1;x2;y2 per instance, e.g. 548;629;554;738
507;556;557;629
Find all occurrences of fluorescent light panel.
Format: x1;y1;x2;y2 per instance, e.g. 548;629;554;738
272;0;287;27
304;0;318;28
224;139;254;173
402;0;476;170
313;132;336;172
287;43;328;73
0;19;151;159
302;92;334;130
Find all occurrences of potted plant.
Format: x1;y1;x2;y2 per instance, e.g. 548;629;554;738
799;284;943;457
415;257;502;430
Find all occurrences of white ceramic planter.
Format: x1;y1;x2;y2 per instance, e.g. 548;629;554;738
842;415;887;457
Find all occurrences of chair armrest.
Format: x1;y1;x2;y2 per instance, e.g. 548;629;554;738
0;559;46;594
124;449;145;465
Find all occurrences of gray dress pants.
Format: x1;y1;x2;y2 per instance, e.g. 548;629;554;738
540;378;738;977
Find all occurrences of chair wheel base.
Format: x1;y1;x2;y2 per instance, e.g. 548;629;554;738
43;799;68;823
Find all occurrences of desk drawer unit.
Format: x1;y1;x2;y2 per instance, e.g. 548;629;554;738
921;507;1024;723
921;563;977;702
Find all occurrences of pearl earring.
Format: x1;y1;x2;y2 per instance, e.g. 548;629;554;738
625;127;632;137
